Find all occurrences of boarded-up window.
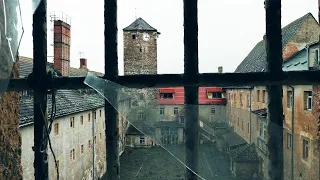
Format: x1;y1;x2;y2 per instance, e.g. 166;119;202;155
304;91;312;110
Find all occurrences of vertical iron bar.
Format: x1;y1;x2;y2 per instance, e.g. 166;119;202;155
183;0;199;179
33;0;48;179
104;0;119;179
265;0;284;179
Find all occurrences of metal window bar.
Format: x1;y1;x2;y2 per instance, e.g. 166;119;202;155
1;0;302;179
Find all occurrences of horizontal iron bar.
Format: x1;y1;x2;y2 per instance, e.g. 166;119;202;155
4;71;320;91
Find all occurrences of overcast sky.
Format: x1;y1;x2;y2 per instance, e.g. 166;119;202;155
18;0;318;75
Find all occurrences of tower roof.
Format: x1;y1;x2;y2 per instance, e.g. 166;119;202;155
123;17;157;32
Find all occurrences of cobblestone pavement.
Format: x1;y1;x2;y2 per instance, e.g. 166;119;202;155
120;143;246;180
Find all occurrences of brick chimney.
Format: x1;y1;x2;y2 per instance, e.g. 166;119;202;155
80;58;87;68
53;20;71;76
218;66;223;73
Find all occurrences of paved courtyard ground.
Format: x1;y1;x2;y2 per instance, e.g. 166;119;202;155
120;143;246;180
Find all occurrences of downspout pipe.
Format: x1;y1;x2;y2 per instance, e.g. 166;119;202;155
288;85;294;180
249;86;253;144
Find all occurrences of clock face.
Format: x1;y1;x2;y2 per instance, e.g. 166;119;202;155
142;33;150;41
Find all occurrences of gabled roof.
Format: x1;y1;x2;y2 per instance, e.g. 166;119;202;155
229;143;260;162
123;17;157;32
125;124;144;135
19;56;106;127
235;13;316;73
222;131;247;147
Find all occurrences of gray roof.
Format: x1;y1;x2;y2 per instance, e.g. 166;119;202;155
229;143;260;162
123;17;157;32
222;131;247;147
20;90;104;126
235;13;314;73
125;125;144;135
19;57;106;126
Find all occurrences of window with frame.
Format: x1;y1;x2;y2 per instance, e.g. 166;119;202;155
173;107;179;115
303;139;309;160
160;93;174;99
287;133;292;149
262;90;266;103
257;90;260;102
287;91;293;108
314;48;319;66
88;113;91;122
211;107;215;114
140;137;145;145
80;116;83;125
100;110;102;117
179;116;185;124
207;92;222;99
100;133;102;140
160;107;165;115
94;136;97;144
240;93;243;106
247;94;250;107
304;91;312;110
70;117;75;128
70;149;75;161
247;122;250;133
88;140;91;149
241;121;243;130
237;117;240;126
54;123;59;135
233;93;236;103
81;145;84;154
259;122;267;140
139;112;144;120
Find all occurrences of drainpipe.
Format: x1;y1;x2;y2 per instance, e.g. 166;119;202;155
306;46;310;69
92;110;96;180
288;85;294;180
249;87;253;144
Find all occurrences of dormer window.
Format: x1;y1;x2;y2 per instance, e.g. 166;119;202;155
207;92;222;99
159;89;175;99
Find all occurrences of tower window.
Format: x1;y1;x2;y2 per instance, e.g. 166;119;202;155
132;34;136;39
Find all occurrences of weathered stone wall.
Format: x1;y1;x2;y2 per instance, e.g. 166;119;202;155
0;62;22;180
123;31;158;102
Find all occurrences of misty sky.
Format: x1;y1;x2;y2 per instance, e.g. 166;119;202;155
18;0;318;75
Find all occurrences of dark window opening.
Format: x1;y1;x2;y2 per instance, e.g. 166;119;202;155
207;92;222;99
160;93;174;99
132;34;136;39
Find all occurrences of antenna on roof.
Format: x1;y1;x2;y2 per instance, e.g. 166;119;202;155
135;8;137;20
79;52;84;58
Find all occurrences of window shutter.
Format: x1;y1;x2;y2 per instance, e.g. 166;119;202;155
304;92;307;110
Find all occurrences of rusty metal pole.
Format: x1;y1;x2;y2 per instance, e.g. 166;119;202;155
265;0;284;179
104;0;119;179
32;0;48;179
183;0;199;179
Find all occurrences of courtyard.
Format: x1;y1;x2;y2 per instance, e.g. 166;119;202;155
120;143;246;180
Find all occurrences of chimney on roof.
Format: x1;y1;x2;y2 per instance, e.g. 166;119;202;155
218;66;223;73
53;12;71;76
80;58;87;68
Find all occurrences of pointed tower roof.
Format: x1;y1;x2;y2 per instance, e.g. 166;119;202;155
123;17;158;32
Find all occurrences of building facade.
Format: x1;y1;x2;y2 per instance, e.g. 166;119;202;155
226;13;320;180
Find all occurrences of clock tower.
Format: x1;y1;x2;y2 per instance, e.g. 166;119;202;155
123;17;160;75
123;17;160;103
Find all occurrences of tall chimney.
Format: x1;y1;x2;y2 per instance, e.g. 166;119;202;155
53;17;71;76
218;66;223;73
80;58;87;68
